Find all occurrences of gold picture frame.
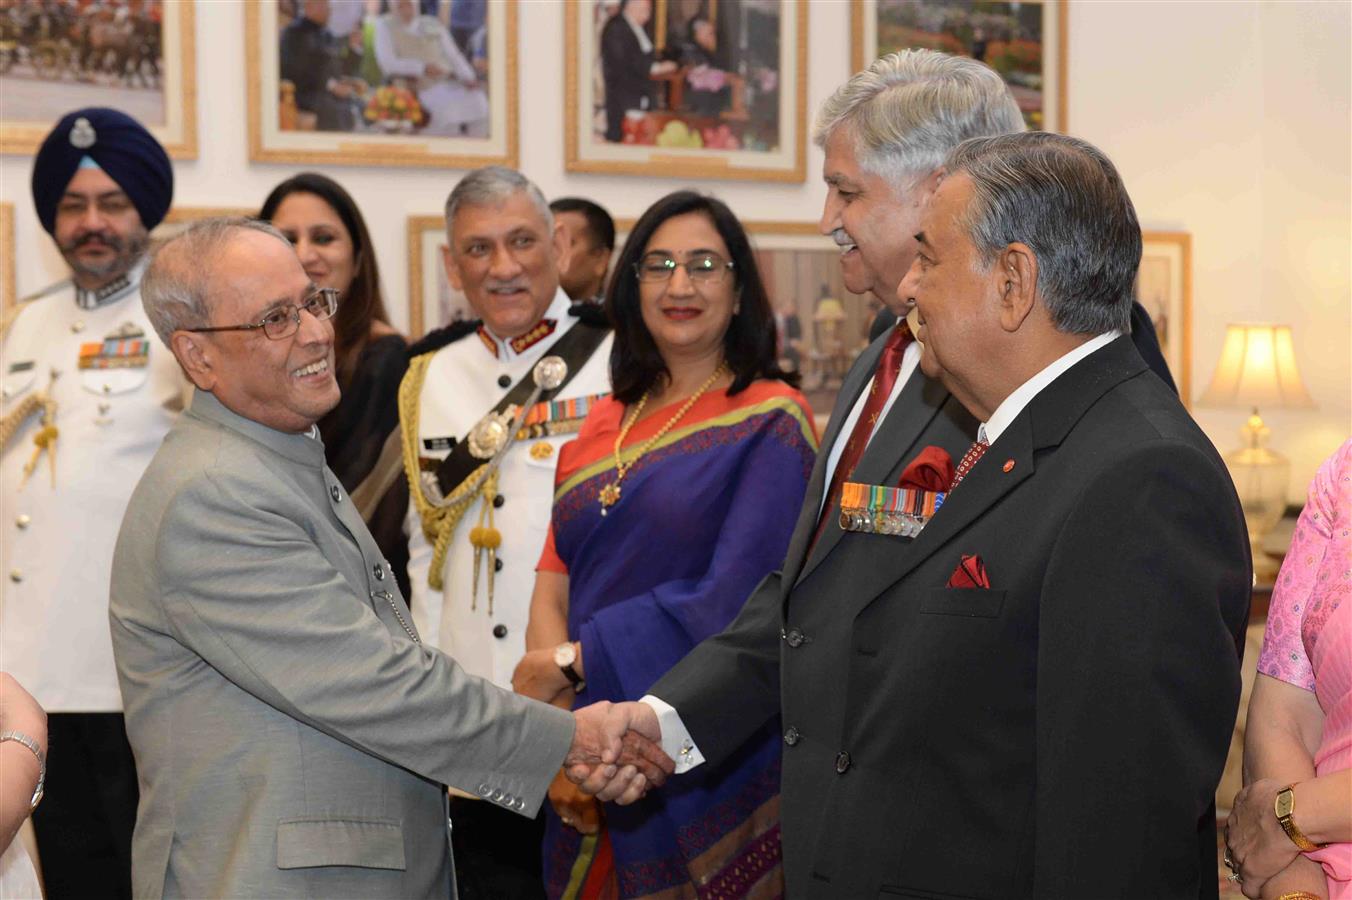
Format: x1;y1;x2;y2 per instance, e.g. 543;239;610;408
407;214;475;341
1;203;14;316
565;0;808;182
1138;230;1192;403
0;0;198;159
850;0;1067;132
246;0;518;169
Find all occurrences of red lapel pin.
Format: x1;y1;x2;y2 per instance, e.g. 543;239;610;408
1002;459;1015;473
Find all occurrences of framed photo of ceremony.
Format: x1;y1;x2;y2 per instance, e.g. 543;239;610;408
1137;230;1192;404
614;219;873;427
850;0;1066;132
245;0;518;169
565;0;808;182
407;214;474;340
0;0;198;158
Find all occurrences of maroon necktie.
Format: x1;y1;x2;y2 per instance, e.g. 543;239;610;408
810;321;914;549
949;438;990;492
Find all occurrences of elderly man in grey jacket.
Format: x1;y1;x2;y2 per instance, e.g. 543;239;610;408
109;217;670;899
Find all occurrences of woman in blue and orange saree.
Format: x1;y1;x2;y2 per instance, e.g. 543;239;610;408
511;191;818;899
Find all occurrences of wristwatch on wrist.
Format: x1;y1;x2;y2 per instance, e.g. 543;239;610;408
553;642;586;693
1274;784;1325;852
0;729;45;812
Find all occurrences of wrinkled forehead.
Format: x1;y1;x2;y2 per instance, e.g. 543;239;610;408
449;193;551;243
213;229;313;313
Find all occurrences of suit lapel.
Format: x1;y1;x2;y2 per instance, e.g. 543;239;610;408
795;369;947;583
779;337;887;590
840;335;1149;620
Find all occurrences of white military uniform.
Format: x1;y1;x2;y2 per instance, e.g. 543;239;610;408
406;289;612;689
0;266;182;711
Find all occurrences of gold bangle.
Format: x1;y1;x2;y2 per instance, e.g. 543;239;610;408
1275;892;1323;900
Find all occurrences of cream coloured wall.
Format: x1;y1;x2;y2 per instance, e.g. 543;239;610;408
1;0;1347;499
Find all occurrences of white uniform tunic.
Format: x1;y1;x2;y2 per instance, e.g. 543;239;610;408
0;279;182;711
406;289;612;689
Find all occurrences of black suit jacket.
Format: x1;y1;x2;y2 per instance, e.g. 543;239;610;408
654;336;1250;898
600;12;655;142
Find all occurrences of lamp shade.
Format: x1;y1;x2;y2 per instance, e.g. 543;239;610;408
1198;323;1315;410
813;298;845;322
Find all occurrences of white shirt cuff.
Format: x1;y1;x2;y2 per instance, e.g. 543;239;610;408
638;695;704;774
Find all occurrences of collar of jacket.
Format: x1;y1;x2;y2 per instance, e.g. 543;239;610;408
187;388;327;468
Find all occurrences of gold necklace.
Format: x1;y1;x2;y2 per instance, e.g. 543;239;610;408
599;363;727;515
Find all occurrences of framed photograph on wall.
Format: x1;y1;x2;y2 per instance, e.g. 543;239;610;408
1137;230;1192;403
0;0;197;158
566;0;807;182
407;214;473;340
246;0;517;169
158;205;254;237
850;0;1066;132
615;219;873;427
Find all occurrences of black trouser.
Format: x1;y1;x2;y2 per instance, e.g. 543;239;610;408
449;795;546;900
30;712;138;900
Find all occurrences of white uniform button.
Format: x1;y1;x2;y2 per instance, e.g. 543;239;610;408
15;514;31;529
9;569;22;582
71;321;85;333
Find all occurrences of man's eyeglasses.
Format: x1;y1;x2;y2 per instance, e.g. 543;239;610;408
187;288;339;341
634;252;735;285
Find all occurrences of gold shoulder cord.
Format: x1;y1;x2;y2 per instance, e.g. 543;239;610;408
398;353;499;602
1;373;58;488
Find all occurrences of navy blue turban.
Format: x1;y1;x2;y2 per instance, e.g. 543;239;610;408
31;107;173;236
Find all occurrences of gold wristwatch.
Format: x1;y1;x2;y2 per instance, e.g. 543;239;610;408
1274;784;1324;852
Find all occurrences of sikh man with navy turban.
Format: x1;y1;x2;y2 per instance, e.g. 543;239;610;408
1;107;182;900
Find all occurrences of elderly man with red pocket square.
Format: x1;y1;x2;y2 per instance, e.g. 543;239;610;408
572;130;1252;898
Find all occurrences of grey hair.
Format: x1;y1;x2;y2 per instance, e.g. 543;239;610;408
443;165;553;237
813;49;1025;188
141;216;289;347
947;132;1140;334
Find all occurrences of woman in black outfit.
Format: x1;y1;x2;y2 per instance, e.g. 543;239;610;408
260;173;411;599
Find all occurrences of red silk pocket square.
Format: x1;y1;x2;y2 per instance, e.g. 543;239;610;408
898;445;956;492
946;554;990;589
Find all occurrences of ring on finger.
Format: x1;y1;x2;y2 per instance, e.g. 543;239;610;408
1227;873;1242;883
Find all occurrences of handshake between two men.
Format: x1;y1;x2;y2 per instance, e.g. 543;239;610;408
564;701;670;805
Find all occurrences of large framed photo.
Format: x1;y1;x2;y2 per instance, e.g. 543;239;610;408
1137;230;1192;403
246;0;517;169
407;214;473;340
566;0;807;182
0;0;197;158
851;0;1066;132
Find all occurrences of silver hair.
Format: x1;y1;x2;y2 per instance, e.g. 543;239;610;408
141;216;289;347
813;49;1026;188
947;132;1140;334
443;166;553;238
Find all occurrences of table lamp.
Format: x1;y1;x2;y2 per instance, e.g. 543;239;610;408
1198;323;1315;581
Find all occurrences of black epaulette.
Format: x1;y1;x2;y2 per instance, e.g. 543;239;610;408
406;319;482;359
567;301;611;329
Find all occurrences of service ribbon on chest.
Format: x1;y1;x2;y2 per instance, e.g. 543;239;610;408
839;480;946;537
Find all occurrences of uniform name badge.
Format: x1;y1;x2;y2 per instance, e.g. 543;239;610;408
838;480;946;537
78;323;150;396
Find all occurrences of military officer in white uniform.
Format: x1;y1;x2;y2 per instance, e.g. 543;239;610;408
0;108;181;899
401;166;612;897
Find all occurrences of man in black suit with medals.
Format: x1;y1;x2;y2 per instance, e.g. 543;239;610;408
570;54;1249;899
